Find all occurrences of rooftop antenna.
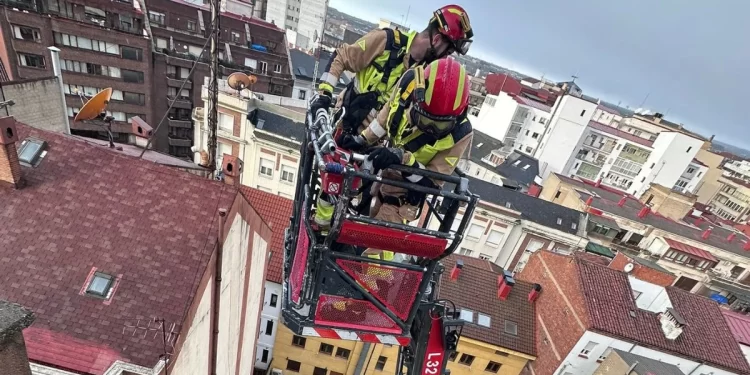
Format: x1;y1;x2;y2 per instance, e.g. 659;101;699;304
74;88;116;148
639;91;651;108
311;0;330;93
206;0;221;174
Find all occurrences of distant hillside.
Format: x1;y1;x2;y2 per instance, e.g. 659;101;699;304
712;140;750;159
327;7;520;78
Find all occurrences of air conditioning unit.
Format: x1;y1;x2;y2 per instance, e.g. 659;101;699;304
271;369;283;375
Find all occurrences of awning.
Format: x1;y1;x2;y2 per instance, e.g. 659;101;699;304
665;238;718;262
585;242;615;258
589;214;621;231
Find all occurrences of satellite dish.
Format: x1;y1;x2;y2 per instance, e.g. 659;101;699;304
75;88;112;122
227;72;252;91
624;263;635;273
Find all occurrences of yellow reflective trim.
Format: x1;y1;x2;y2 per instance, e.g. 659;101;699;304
453;65;467;110
445;156;458;167
401;80;416;101
394;29;401;45
446;8;463;15
357;39;366;50
425;61;438;105
407;152;416;166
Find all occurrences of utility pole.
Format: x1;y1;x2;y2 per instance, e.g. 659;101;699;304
311;0;330;93
206;0;221;174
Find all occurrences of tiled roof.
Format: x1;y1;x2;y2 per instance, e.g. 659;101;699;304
465;129;503;168
496;152;540;188
239;187;293;284
438;255;536;356
575;256;750;373
587;120;654;148
723;310;750;346
556;174;750;258
1;123;236;372
461;176;584;236
251;108;306;146
612;349;684;375
665;238;718;262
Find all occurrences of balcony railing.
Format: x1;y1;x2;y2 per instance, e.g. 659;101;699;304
168;118;192;129
3;0;37;11
168;136;192;147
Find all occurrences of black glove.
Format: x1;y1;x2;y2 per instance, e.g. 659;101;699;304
310;93;332;115
406;177;438;206
337;133;367;151
367;147;404;174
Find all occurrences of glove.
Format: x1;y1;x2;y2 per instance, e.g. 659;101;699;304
337;133;367;151
367;147;404;174
310;92;333;115
406;177;438;206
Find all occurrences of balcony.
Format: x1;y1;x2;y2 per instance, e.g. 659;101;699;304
5;0;37;11
167;96;192;110
603;175;633;190
192;107;204;122
168;136;192;147
168;118;192;129
167;75;191;88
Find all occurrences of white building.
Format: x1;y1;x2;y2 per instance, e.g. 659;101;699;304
535;95;706;197
474;92;552;157
725;160;750;182
263;0;327;50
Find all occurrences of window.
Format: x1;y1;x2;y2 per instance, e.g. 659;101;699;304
556;218;563;225
504;320;518;335
244;58;258;69
265;320;274;335
335;348;350;359
540;117;547;124
231;31;241;43
18;53;45;68
156;37;168;49
286;360;301;372
260;61;268;74
525;130;530;136
460;309;474;322
687;167;696;174
291;335;306;348
525;146;533;153
259;158;274;177
495;350;509;356
486;230;504;247
53;32;118;54
632;290;642;300
313;367;326;375
62;59;120;78
270;293;278;307
121;46;142;61
479;253;491;260
274;64;282;73
580;341;597;357
485;361;501;373
319;343;334;355
17;138;46;167
467;223;484;240
218;112;234;132
297;89;308;100
554;191;561;199
458;354;475;366
12;25;40;41
459;248;472;256
598;347;612;362
580;109;586;116
448;352;458;361
86;272;114;298
261;348;269;363
122;69;144;83
477;313;491;327
148;11;165;25
281;166;295;183
123;92;145;105
187;20;196;31
375;356;387;371
687;146;692;153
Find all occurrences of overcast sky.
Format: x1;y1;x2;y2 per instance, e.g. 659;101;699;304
328;0;750;148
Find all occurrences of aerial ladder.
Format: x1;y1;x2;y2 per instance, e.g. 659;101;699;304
281;97;479;375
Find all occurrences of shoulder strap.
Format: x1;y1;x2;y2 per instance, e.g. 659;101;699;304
380;28;406;84
389;66;425;135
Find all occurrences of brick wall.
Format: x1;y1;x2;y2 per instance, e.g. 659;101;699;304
592;352;629;375
608;252;676;287
3;77;68;134
0;142;21;187
518;251;591;375
0;332;33;375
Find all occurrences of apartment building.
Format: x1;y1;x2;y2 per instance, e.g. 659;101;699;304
269;255;537;375
467;74;486;115
430;176;587;273
0;0;151;142
695;147;726;203
541;173;750;311
709;175;750;222
535;95;706;197
474;91;552;157
289;49;350;101
725;159;750;182
520;251;750;375
260;0;327;50
194;82;305;198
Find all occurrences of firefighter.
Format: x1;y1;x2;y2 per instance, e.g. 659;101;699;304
312;5;474;230
345;57;473;260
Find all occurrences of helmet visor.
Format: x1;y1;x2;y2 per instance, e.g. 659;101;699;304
410;106;456;136
453;38;472;55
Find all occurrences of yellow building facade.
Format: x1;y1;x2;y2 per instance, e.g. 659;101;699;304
271;325;535;375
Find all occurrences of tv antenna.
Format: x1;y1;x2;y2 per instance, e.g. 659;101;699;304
74;88;116;148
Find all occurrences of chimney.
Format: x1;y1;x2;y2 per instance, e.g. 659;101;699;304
659;308;686;340
702;227;712;240
617;195;627;207
0;117;22;188
585;196;594;206
498;270;515;300
0;300;35;375
130;116;153;149
450;259;464;281
637;206;650;218
728;232;737;243
694;216;704;226
709;134;715;142
528;283;542;302
221;154;243;186
595;178;602;187
527;183;542;197
653;113;663;124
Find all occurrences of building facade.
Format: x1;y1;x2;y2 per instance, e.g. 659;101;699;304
474;92;552;158
709;175;750;222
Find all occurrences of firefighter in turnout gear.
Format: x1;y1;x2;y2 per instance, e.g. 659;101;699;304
353;57;473;260
312;5;474;231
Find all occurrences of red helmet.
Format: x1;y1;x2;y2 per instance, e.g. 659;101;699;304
430;5;474;55
410;58;469;136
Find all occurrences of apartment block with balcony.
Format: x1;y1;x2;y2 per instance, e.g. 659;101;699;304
148;0;294;158
474;91;552;157
709;176;750;223
724;159;750;182
0;0;151;143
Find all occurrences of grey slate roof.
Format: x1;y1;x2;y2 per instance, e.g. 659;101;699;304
465;130;503;167
250;109;306;148
611;349;684;375
459;176;584;236
0;300;34;344
496;152;539;188
289;49;350;89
